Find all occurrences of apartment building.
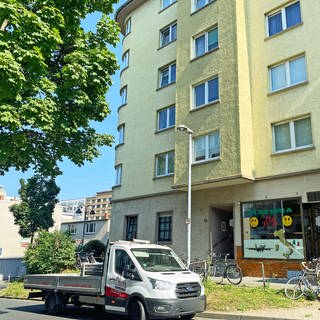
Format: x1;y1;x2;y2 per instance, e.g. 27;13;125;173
110;0;320;277
85;190;112;220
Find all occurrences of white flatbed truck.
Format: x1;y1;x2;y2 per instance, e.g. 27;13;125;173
24;240;206;319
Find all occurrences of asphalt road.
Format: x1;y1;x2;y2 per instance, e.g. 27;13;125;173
0;298;209;320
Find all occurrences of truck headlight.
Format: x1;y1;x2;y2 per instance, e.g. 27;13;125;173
149;278;174;291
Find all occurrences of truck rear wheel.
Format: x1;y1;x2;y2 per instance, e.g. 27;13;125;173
45;293;63;315
129;299;147;320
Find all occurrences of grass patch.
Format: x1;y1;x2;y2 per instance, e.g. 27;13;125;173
204;280;317;312
0;281;30;299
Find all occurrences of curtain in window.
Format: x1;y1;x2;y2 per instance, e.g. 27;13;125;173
294;118;312;147
271;64;286;91
290;56;306;85
194;136;205;161
171;24;177;41
208;78;219;102
161;29;170;46
168;152;174;174
195;83;205;106
170;64;176;82
209;132;220;158
286;2;301;28
208;28;218;51
160;68;169;87
157;155;166;175
169;106;175;127
195;34;205;56
268;12;282;36
158;109;167;130
274;123;291;151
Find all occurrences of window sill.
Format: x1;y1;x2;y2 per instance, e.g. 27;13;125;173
265;22;303;41
115;143;124;150
155;126;175;134
271;145;314;157
153;174;174;180
157;240;172;244
268;80;308;96
158;39;177;51
192;157;220;167
190;46;219;62
191;0;216;16
120;66;129;77
159;2;176;14
117;103;127;112
85;232;96;235
156;81;176;91
190;99;220;112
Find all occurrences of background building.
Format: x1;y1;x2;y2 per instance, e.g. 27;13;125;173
59;198;86;220
85;190;112;220
111;0;320;277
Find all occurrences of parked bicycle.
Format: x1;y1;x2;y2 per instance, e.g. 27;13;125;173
75;251;96;269
208;252;242;285
285;258;320;300
188;258;208;281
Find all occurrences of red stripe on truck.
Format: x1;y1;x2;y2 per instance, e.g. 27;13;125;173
105;286;129;299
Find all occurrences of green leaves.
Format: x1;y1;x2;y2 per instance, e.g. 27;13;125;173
0;0;119;176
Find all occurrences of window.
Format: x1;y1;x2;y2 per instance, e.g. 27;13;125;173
193;0;214;11
159;62;176;88
194;131;220;162
118;124;125;144
68;224;76;235
115;250;135;276
160;22;177;47
126;216;137;241
270;55;306;92
242;198;304;259
120;86;127;105
115;164;122;185
157;105;175;131
267;1;301;36
194;27;218;57
193;76;219;108
85;222;96;234
158;213;172;242
122;50;129;69
161;0;176;9
156;151;174;177
272;116;312;153
125;18;131;35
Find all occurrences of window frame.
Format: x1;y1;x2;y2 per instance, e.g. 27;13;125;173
160;22;177;48
161;0;176;10
192;0;215;13
125;18;131;36
126;216;138;241
68;224;77;235
266;1;301;37
193;131;220;163
85;222;96;234
193;76;219;109
269;55;307;93
272;116;313;153
155;151;175;177
120;86;127;105
122;50;129;69
157;105;175;131
159;62;176;88
118;124;125;145
115;164;122;186
193;26;218;58
157;212;172;242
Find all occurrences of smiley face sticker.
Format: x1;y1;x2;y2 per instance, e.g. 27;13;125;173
250;216;259;228
282;215;293;227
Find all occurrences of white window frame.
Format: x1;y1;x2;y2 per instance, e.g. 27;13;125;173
266;1;301;37
161;0;176;10
193;131;220;163
120;86;127;105
122;50;129;69
159;62;176;88
157;105;175;131
118;124;125;144
193;76;219;108
115;164;122;185
125;18;131;35
68;224;76;235
193;26;218;58
272;116;313;153
155;151;174;177
160;22;177;47
85;222;96;234
269;55;306;92
192;0;214;12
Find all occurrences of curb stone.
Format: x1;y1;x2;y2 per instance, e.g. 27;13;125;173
198;312;298;320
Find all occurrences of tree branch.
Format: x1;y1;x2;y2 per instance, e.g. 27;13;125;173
0;19;9;32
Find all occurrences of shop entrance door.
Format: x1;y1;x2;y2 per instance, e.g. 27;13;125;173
304;204;320;260
210;206;234;258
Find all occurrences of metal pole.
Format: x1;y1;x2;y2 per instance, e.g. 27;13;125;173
187;132;192;268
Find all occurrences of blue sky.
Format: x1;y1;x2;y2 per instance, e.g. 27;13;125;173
0;2;125;200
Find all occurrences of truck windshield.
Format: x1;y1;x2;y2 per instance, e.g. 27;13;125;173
131;248;186;272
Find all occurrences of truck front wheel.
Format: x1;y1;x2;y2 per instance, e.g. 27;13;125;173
129;299;147;320
45;293;63;315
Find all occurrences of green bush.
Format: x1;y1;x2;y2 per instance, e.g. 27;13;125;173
24;230;76;274
83;240;106;257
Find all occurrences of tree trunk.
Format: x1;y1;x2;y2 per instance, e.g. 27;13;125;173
0;19;9;32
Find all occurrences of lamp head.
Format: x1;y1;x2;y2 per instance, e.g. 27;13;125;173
177;124;193;134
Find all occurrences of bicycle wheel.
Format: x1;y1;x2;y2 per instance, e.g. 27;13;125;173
285;276;305;300
226;265;242;285
209;264;224;284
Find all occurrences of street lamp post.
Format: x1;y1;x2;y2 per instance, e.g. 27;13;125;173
177;124;193;267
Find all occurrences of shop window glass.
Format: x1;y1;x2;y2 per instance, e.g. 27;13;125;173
242;198;304;259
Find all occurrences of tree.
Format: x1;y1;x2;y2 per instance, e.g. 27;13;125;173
24;230;76;274
0;0;119;176
10;175;60;243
